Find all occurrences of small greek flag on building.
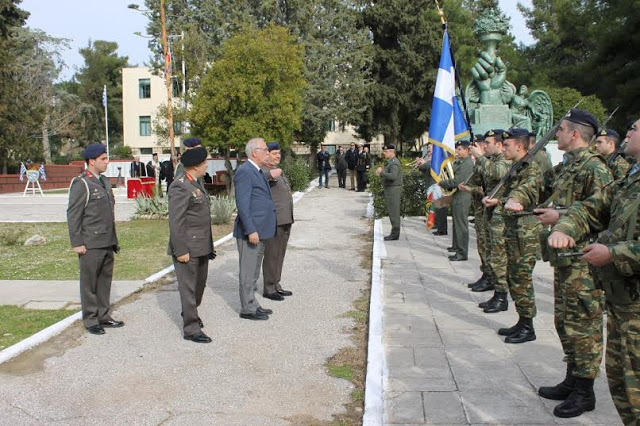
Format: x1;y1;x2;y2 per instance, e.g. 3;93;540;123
429;30;469;182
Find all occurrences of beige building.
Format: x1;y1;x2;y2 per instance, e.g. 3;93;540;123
122;67;181;156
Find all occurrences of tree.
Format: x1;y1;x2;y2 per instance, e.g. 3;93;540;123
189;24;305;192
72;40;129;146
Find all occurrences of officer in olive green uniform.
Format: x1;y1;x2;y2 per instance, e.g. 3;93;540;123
594;128;631;181
535;109;613;418
549;117;640;425
168;147;216;343
483;128;541;344
67;143;123;335
376;143;403;240
439;140;474;261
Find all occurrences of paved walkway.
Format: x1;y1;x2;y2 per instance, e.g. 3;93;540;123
379;216;621;425
0;188;136;222
0;177;371;425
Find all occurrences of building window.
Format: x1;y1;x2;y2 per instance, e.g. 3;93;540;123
139;116;151;136
139;79;151;99
327;120;336;132
140;148;153;155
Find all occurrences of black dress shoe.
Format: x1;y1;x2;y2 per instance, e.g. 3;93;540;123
384;235;399;241
100;320;124;328
87;325;105;335
183;332;212;343
448;254;467;261
263;292;284;301
257;307;272;315
240;312;269;320
447;247;456;252
277;290;293;296
432;231;447;236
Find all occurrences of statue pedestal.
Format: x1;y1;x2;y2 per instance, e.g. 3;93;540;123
471;104;512;136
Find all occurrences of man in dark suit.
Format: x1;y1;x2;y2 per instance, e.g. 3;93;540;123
67;143;123;335
261;142;294;301
168;146;216;343
130;156;147;178
234;138;277;320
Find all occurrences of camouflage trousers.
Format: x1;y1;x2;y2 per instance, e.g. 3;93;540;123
606;302;640;426
485;210;508;293
554;262;604;379
474;204;489;274
504;217;538;318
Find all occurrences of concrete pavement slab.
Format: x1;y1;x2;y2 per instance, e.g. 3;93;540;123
378;216;622;425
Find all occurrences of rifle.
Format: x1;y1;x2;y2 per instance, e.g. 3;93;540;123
511;207;567;217
557;251;585;259
486;99;584;200
587;107;619;149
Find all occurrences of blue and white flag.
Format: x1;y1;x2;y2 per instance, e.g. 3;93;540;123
38;164;46;181
102;85;107;108
19;162;27;182
429;30;469;182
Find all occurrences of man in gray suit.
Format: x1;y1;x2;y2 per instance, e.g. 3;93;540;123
168;147;216;343
234;138;277;320
67;143;123;335
261;142;294;301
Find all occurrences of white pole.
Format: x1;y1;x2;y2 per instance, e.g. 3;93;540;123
103;84;110;158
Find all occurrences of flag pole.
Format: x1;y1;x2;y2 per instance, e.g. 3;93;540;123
103;84;110;159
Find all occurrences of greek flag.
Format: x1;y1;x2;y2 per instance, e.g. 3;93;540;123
38;164;46;181
429;30;469;182
19;162;27;181
102;85;107;108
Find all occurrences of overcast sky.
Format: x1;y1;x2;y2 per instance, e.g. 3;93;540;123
21;0;535;81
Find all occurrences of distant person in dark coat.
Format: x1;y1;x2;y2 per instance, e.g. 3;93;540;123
130;156;147;178
345;142;358;190
316;145;331;188
335;146;348;188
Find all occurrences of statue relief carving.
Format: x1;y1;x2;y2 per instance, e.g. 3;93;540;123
464;9;553;138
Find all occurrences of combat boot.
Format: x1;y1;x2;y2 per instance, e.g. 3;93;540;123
497;316;523;336
553;378;596;418
504;317;536;343
478;292;495;309
483;291;508;313
471;278;494;292
467;273;487;288
538;364;576;400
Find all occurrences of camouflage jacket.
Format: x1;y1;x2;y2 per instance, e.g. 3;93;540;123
533;150;553;176
466;155;490;200
553;168;640;304
500;160;542;210
607;153;631;181
476;153;511;200
541;147;612;210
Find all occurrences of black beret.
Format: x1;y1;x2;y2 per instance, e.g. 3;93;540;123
474;134;485;143
598;128;620;139
82;143;107;160
267;142;280;151
383;143;395;150
565;108;598;131
181;146;207;167
183;137;202;148
455;140;470;148
528;131;537;137
484;129;504;138
627;120;637;131
502;128;530;139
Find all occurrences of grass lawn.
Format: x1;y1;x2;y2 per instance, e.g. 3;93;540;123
0;305;78;350
0;220;234;280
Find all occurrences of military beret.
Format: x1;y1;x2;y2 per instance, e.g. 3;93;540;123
455;140;471;148
267;142;280;151
565;108;598;131
383;143;395;150
502;128;530;139
82;143;107;160
181;146;208;167
473;134;485;143
528;131;537;137
627;120;637;131
484;129;504;138
599;128;620;139
183;137;202;148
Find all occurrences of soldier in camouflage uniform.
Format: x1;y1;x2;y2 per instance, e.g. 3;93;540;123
460;134;490;288
470;130;512;311
594;128;631;181
534;109;613;418
483;128;541;343
548;117;640;426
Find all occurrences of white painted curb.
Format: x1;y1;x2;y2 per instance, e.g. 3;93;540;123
0;180;316;365
363;218;387;425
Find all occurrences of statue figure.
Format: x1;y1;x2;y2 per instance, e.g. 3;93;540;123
464;9;552;138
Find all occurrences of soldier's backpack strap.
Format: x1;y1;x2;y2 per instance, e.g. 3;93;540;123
600;193;640;243
541;151;607;208
68;176;90;208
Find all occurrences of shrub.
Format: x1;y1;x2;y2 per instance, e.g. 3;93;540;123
0;227;26;246
210;195;236;225
133;194;169;219
281;157;313;192
369;167;427;219
111;144;133;160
